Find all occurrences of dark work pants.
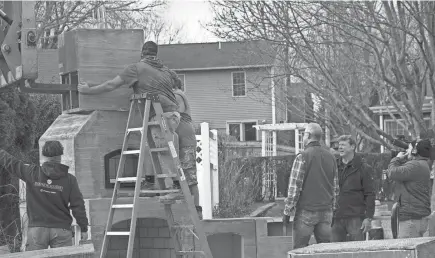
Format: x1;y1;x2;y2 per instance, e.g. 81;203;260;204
331;217;364;242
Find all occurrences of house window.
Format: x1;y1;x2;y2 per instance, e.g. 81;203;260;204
176;74;185;92
227;121;258;141
232;71;246;97
105;149;138;188
384;118;431;139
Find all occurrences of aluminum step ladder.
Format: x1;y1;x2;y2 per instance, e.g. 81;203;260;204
99;93;214;258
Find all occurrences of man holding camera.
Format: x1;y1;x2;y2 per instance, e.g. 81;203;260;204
387;139;432;238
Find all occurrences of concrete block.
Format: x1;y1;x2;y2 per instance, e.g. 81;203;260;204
258;236;292;258
118;250;127;258
159;249;171;258
288;237;435;258
158;227;170;237
149;249;160;258
148;228;159;237
154;238;166;249
1;243;94;258
139;249;150;258
109;238;128;250
140;238;154;249
105;250;119;258
139;228;148;238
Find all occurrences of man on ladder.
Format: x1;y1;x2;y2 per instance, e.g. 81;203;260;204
78;41;213;258
78;41;181;190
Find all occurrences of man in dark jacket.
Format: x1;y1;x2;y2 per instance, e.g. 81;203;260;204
0;141;89;251
387;139;432;238
283;123;339;249
331;135;375;242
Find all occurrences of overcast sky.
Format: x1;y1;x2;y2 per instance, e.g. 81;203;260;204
161;0;221;43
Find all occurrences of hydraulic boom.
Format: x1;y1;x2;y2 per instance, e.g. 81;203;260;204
0;1;38;89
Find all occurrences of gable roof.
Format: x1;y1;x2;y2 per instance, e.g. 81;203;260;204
158;40;276;71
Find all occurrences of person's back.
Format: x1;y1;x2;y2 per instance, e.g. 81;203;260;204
166;85;203;218
297;142;337;211
392;158;431;220
131;58;178;113
173;89;196;147
0;141;88;251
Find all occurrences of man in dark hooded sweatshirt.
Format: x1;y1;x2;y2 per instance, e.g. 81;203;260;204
78;41;181;190
0;141;89;251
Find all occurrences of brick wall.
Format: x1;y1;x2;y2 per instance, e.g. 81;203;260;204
107;218;176;258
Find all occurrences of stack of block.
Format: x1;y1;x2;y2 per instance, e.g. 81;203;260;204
58;29;143;111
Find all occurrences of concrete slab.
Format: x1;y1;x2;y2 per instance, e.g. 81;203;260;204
288;237;435;258
0;244;94;258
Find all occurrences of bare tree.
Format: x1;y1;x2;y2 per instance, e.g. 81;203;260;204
35;0;167;48
144;14;185;44
208;1;435;150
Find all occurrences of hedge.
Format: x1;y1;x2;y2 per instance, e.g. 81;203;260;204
220;152;393;203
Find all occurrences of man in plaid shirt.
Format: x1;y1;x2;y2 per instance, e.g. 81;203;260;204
283;123;339;249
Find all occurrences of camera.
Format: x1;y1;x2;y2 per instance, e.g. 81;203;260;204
389;135;412;159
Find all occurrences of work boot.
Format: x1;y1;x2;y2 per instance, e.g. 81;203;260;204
140;176;158;197
172;180;181;190
159;191;184;201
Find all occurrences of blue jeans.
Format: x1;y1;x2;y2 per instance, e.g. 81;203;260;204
292;208;333;249
331;217;364;242
26;227;72;251
398;217;429;238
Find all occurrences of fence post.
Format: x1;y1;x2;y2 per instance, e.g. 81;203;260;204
210;129;219;209
197;122;212;219
295;129;300;154
19;179;27;251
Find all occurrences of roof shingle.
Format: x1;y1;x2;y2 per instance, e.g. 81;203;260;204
158;40;276;70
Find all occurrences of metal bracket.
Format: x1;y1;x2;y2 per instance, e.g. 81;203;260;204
0;1;38;90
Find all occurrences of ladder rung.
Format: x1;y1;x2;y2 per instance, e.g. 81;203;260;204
123;150;140;155
156;174;178;178
150;147;169;152
117;190;135;197
107;231;130;236
176;251;205;255
117;177;138;183
112;204;134;209
127;127;142;133
140;189;180;194
173;225;194;229
148;121;160;126
161;199;185;205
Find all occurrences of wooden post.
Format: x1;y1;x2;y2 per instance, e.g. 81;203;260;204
261;131;266;157
19;179;27;251
380;113;385;153
197;122;212;220
272;131;277;156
